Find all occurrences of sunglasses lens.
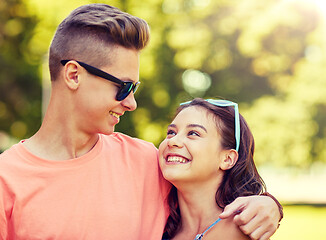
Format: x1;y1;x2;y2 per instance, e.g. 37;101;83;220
133;83;140;93
116;83;133;101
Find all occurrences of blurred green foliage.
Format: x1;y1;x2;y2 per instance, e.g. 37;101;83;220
0;0;41;147
0;0;325;168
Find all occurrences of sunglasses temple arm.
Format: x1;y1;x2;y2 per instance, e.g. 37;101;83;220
78;61;124;86
234;104;240;152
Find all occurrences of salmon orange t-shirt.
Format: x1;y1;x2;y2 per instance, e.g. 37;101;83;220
0;133;170;240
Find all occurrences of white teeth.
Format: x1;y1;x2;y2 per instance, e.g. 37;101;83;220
109;111;120;119
167;156;188;163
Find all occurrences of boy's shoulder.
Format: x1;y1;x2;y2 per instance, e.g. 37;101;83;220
104;132;156;148
0;143;20;161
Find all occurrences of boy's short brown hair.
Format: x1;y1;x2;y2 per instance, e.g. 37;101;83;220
49;4;150;80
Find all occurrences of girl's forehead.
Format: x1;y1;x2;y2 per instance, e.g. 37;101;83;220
174;106;215;124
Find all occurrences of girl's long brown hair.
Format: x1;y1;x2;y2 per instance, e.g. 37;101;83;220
163;98;266;239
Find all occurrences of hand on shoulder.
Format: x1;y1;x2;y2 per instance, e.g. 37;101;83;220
211;217;251;240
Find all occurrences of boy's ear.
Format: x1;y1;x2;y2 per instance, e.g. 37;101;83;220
220;149;238;170
63;62;81;90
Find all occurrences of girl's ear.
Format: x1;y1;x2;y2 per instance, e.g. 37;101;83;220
220;149;238;170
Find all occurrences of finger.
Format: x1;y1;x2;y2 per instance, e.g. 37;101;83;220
238;215;276;240
253;221;277;240
236;213;259;236
219;197;246;219
233;205;257;226
245;225;266;240
252;229;273;240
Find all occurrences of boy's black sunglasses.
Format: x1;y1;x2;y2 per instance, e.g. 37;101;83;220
60;60;140;101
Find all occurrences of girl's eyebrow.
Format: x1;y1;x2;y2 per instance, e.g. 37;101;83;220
168;123;207;133
187;124;207;133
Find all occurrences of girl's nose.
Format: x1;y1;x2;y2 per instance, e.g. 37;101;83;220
167;135;183;148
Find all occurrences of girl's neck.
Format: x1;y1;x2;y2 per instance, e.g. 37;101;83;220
175;183;223;237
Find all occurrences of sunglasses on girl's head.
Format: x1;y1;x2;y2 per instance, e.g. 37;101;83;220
180;99;240;152
60;60;140;101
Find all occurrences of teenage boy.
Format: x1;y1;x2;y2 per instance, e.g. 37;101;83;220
0;4;282;240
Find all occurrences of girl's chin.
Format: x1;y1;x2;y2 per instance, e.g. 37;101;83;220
162;170;186;183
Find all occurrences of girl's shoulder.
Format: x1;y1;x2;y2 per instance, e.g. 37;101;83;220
207;217;251;240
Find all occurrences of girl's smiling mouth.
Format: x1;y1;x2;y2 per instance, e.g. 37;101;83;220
166;154;190;164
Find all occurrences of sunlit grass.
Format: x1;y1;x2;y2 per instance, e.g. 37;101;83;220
272;205;326;240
